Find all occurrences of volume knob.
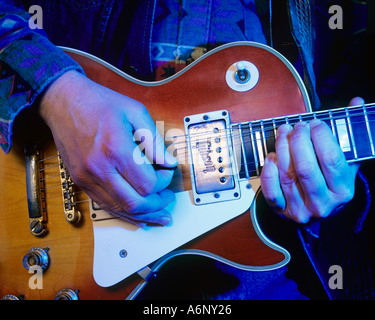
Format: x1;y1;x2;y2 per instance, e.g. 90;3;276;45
226;60;259;92
55;289;79;300
22;247;50;271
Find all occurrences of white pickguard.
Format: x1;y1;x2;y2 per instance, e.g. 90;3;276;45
91;180;255;287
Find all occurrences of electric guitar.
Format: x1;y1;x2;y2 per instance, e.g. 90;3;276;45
0;42;373;300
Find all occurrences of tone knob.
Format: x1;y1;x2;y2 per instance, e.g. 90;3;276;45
22;247;50;271
55;289;79;300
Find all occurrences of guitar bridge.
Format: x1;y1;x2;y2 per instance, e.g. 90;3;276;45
58;155;81;224
184;110;240;205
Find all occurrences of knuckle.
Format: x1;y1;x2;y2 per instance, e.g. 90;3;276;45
123;198;143;214
336;185;355;203
279;170;298;185
100;137;121;160
264;190;278;205
311;204;330;219
135;177;157;196
135;101;148;114
321;148;345;169
285;208;310;224
266;196;284;211
261;170;275;183
71;168;86;186
289;125;307;142
345;187;355;202
294;215;310;224
295;160;316;180
69;161;89;186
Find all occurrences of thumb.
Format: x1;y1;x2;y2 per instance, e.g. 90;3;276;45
348;96;365;107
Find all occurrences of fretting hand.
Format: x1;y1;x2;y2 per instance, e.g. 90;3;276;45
260;97;364;223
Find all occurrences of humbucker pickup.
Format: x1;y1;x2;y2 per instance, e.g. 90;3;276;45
184;110;240;205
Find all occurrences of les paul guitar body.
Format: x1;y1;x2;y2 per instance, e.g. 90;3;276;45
0;42;310;299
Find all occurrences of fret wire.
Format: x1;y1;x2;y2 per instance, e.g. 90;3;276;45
363;105;375;156
171;104;375;147
328;110;336;139
345;107;358;159
249;122;260;176
106;103;374;145
238;125;250;179
272;119;277;140
38;105;375;181
176;115;375;157
229;108;375;171
260;120;268;159
36;112;375;182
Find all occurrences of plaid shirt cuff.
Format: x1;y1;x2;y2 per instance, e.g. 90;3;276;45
0;32;83;153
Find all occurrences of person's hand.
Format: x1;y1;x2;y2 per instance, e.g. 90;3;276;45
39;71;177;226
260;97;364;223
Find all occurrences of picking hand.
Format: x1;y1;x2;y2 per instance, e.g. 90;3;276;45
40;71;177;226
260;97;363;223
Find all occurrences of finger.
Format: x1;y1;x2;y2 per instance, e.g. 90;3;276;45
85;185;173;226
85;155;176;214
129;102;177;168
309;119;354;197
121;208;172;226
348;96;365;107
260;152;286;211
126;141;175;194
288;121;330;204
347;96;364;179
104;126;174;196
109;170;176;215
274;124;310;222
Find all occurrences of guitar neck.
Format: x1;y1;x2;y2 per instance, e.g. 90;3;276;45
232;103;375;179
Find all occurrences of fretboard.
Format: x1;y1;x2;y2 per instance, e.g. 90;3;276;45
231;103;375;179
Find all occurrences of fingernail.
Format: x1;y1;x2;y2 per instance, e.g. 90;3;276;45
276;124;292;139
160;215;172;226
294;121;309;128
309;119;322;129
136;222;147;228
165;151;177;166
349;97;365;106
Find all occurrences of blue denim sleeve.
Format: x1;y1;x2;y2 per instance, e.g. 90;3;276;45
0;0;84;153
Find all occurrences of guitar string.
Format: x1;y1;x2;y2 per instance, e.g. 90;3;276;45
36;105;375;167
170;109;375;154
149;102;375;144
37;107;375;197
35;103;375;164
148;103;375;144
42;199;90;211
38;105;375;209
38;113;375;186
170;105;375;149
41;190;85;201
36;108;375;167
38;154;59;162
